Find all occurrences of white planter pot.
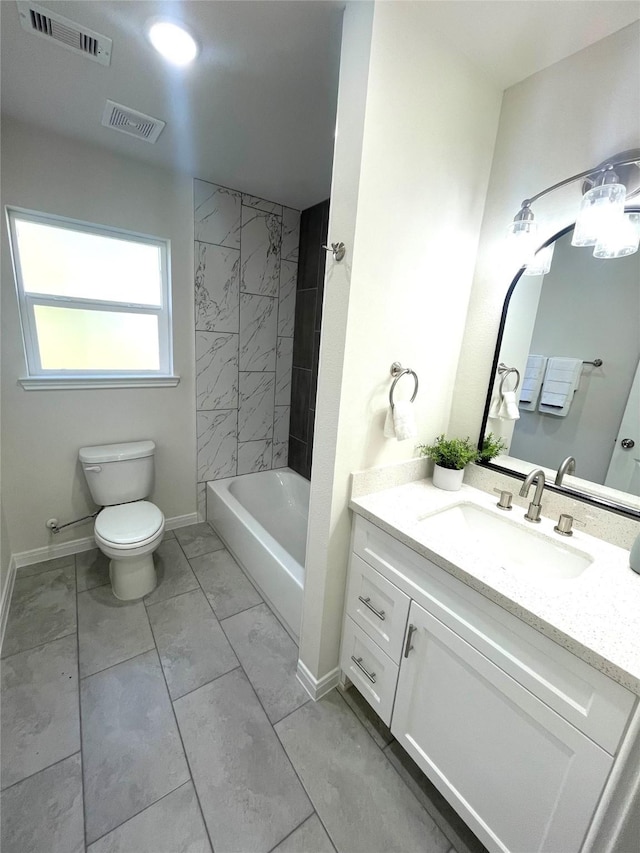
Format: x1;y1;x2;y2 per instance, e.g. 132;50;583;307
432;464;465;491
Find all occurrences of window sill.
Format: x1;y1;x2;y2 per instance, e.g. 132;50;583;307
18;375;181;391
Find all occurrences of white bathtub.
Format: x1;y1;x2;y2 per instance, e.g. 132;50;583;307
206;468;309;641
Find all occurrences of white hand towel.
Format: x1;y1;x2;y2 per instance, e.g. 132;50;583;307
383;407;396;437
488;396;502;419
384;401;417;441
499;391;520;420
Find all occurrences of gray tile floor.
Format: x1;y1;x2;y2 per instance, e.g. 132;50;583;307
1;522;484;853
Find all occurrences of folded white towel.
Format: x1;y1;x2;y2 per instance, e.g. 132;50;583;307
519;354;547;410
384;401;417;441
539;357;582;416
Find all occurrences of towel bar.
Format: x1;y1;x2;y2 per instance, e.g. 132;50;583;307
389;362;419;409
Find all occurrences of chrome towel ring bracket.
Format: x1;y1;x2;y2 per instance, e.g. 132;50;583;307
389;362;419;409
497;363;520;395
321;242;346;262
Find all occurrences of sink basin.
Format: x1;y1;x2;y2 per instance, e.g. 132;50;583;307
417;503;593;583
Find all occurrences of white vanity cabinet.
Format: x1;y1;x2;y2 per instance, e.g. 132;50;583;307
339;515;637;853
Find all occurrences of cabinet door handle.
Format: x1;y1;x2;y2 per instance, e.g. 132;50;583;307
404;624;417;658
358;595;386;621
350;655;377;684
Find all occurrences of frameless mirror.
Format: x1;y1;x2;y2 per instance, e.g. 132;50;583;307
479;207;640;518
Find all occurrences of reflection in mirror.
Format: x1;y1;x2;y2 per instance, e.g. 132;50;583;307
480;208;640;516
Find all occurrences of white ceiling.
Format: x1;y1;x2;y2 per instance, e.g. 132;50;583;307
0;0;344;209
1;1;638;210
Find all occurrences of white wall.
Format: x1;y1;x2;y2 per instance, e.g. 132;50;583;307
450;22;640;446
1;118;195;555
300;1;501;679
298;0;374;681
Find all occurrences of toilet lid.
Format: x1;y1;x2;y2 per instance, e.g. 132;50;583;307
95;501;164;545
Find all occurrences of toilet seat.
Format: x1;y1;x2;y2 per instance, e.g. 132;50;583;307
95;500;164;547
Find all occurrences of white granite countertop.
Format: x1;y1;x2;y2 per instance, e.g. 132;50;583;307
350;478;640;695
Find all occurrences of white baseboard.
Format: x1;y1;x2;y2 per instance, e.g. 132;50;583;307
296;660;340;701
13;535;96;568
0;557;17;653
12;512;200;569
165;512;199;531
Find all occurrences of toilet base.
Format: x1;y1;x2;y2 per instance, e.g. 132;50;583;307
109;553;157;600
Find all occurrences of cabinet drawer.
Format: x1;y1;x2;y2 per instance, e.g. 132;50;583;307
345;554;410;661
353;515;635;754
339;616;399;725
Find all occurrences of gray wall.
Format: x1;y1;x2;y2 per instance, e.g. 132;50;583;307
193;180;299;512
510;230;640;483
1;118;195;554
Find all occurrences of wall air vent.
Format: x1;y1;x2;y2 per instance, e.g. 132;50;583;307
17;1;112;66
101;100;166;144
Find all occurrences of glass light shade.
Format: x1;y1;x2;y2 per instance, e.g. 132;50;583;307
571;183;626;247
524;242;555;276
593;213;640;259
506;218;538;267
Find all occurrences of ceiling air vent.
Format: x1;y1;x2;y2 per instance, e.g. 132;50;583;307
17;1;112;66
101;100;166;144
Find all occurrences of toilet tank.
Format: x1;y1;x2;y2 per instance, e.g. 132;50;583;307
79;440;156;507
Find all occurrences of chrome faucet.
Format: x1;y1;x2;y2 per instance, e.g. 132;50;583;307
519;468;546;523
554;456;576;486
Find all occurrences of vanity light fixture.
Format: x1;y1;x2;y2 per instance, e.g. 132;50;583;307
507;149;640;272
593;212;640;259
147;20;198;66
523;242;554;277
571;167;626;247
506;200;538;257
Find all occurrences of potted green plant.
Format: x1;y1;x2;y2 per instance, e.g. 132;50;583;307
478;432;508;463
418;434;478;491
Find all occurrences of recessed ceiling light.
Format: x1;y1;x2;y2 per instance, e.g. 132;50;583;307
147;20;198;67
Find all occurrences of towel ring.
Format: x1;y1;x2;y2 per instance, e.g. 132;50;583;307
498;363;520;395
389;362;419;409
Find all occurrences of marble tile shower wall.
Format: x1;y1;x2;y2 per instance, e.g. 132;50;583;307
193;180;300;513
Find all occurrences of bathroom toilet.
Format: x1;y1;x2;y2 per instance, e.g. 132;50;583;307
79;440;165;600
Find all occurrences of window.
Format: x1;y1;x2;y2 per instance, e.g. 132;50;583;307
6;207;178;388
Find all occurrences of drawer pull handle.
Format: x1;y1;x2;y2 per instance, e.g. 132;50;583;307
404;624;417;658
351;655;377;684
358;596;386;621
